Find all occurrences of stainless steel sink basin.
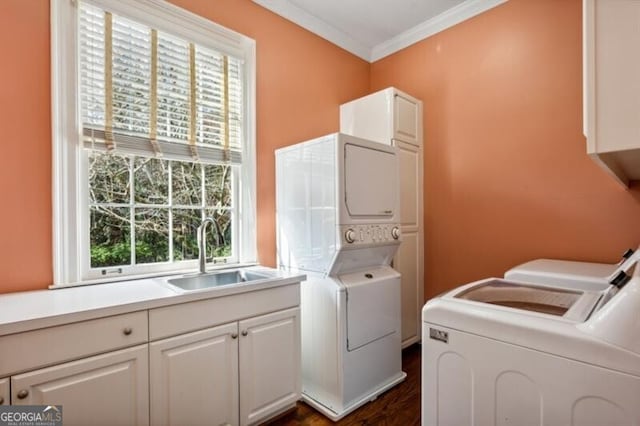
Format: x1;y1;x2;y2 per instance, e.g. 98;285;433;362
168;270;270;291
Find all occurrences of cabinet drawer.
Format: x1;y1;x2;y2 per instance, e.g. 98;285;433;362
150;284;299;340
0;311;148;376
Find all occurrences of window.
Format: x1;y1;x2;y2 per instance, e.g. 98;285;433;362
52;0;256;286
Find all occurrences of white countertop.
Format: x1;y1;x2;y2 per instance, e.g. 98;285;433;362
0;266;305;336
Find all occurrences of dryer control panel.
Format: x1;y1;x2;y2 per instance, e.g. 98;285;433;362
340;224;400;245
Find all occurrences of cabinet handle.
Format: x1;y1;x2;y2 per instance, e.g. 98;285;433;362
123;327;133;336
231;333;238;339
241;330;248;337
17;389;29;399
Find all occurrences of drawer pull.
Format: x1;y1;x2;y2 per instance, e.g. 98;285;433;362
123;327;133;336
241;330;248;337
17;390;29;399
231;333;238;339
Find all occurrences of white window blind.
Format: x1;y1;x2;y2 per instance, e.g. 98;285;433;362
79;2;244;165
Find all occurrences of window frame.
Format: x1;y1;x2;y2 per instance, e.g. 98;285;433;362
51;0;257;287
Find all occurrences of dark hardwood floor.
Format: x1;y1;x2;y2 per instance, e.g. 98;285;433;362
266;344;422;426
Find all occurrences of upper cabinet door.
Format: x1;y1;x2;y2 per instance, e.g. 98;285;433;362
585;0;640;186
394;94;420;146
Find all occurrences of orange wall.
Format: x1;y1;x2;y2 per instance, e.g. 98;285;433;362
370;0;640;298
3;0;640;297
0;0;370;293
0;1;52;293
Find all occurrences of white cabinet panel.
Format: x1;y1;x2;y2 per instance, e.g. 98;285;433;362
585;0;640;185
397;141;420;228
150;322;239;426
11;345;149;426
396;231;420;344
0;377;7;405
239;308;300;426
394;94;420;146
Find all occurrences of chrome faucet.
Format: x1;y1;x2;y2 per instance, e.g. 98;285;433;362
197;217;215;274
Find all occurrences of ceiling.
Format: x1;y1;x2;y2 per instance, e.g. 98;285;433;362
252;0;508;62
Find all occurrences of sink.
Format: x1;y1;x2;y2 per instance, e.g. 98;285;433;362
168;269;270;291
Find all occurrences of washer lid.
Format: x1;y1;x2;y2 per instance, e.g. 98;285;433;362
505;259;615;291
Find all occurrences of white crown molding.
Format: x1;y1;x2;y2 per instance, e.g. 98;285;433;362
370;0;509;62
253;0;508;63
252;0;372;61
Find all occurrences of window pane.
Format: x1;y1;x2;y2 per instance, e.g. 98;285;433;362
90;206;131;267
205;209;232;258
135;208;169;264
204;164;232;208
134;157;168;204
173;208;202;261
89;152;130;204
172;161;202;205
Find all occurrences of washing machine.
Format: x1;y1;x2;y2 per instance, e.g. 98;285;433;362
422;250;640;426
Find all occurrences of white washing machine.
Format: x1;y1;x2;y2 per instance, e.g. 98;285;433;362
276;133;405;420
422;250;640;426
505;248;635;291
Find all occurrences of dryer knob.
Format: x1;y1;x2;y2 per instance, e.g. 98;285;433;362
345;229;356;243
391;226;400;240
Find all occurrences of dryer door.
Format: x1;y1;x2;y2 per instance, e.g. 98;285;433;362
340;267;400;351
344;143;397;217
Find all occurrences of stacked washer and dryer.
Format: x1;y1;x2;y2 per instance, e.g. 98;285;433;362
276;133;406;420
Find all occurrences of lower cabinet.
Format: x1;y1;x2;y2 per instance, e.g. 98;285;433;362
239;308;301;425
11;345;149;426
150;322;240;426
0;377;8;405
150;307;300;426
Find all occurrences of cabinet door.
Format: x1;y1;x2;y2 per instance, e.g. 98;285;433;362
396;141;420;228
239;308;300;426
11;345;148;426
396;230;421;346
394;139;424;348
0;377;8;405
150;322;238;426
393;94;420;146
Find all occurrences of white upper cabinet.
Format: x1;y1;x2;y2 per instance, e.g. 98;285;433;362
584;0;640;186
341;88;421;147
